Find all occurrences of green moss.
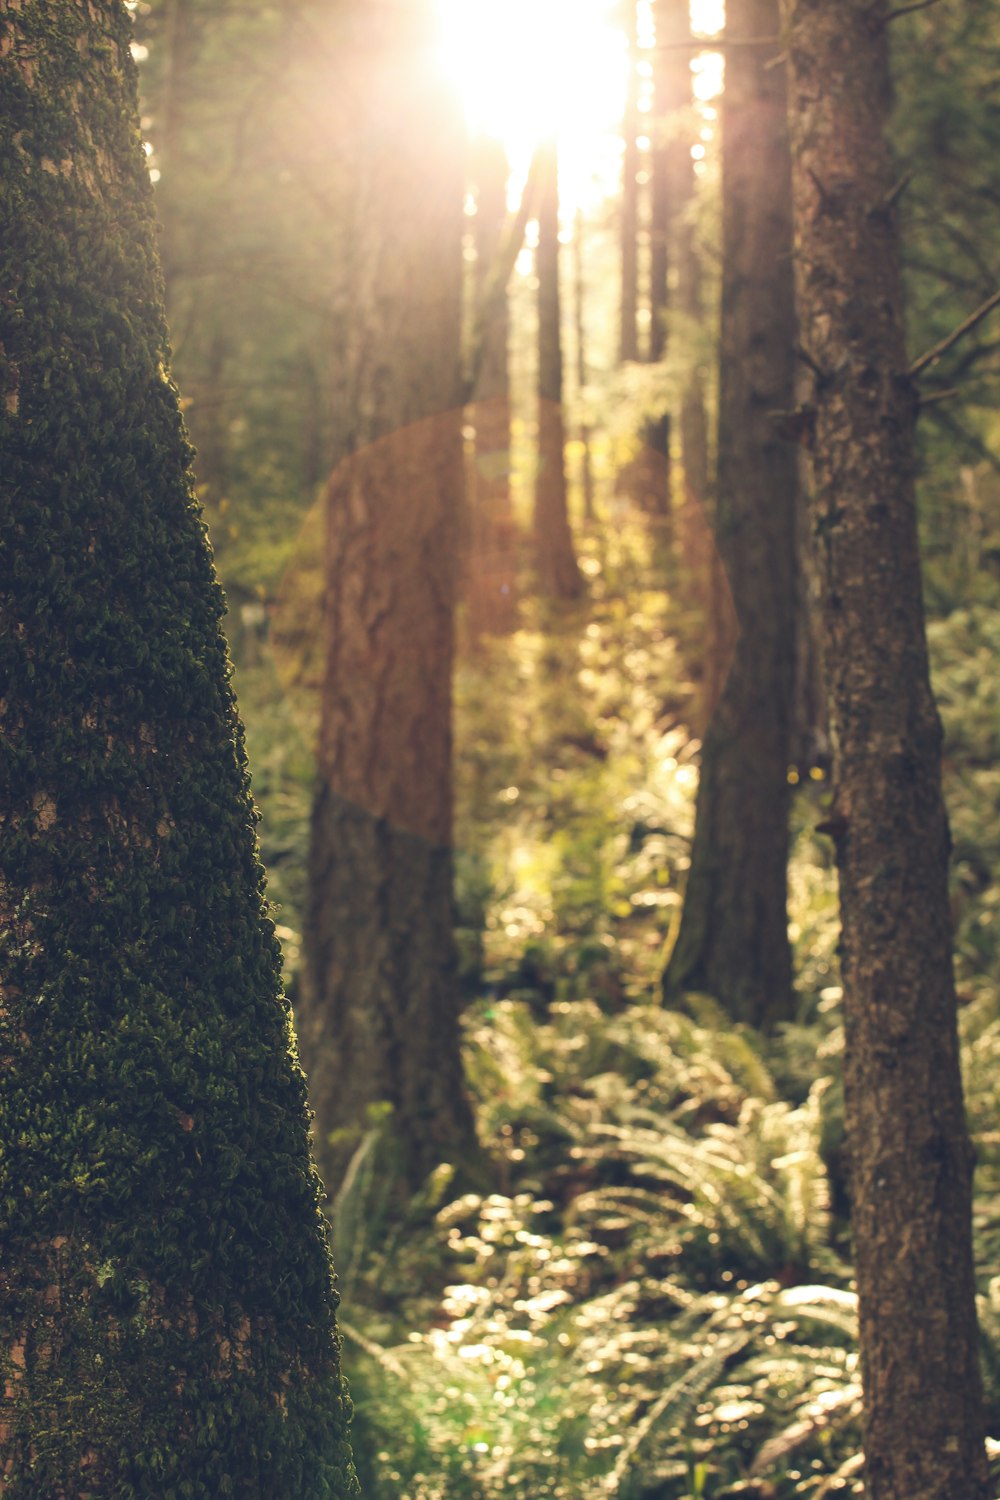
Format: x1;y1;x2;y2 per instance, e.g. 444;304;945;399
0;4;356;1494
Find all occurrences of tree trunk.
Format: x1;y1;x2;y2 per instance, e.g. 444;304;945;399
571;210;597;523
783;3;990;1495
296;1;479;1196
466;134;518;640
663;0;797;1029
619;0;640;367
642;0;678;519
0;5;356;1494
534;138;584;600
654;0;712;629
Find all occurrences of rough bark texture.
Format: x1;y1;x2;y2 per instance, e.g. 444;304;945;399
0;4;356;1495
295;1;479;1195
663;0;798;1028
466;134;517;640
783;3;990;1496
534;139;584;600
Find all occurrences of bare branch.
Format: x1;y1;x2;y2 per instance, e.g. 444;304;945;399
883;0;945;23
882;169;914;209
917;386;961;408
462;149;545;403
909;289;1000;379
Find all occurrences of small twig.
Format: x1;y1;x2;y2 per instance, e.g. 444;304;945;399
883;0;944;23
807;167;835;210
910;288;1000;378
881;169;914;209
795;343;828;385
917;386;961;408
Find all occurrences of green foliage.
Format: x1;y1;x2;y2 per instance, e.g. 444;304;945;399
339;993;861;1500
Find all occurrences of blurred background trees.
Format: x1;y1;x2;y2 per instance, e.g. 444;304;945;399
128;0;1000;1492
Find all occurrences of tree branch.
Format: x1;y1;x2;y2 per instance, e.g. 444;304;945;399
462;150;544;403
909;288;1000;378
883;0;944;23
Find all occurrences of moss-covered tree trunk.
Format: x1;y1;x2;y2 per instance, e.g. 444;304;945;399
0;4;356;1495
295;1;480;1195
783;3;990;1495
534;138;584;601
663;0;798;1028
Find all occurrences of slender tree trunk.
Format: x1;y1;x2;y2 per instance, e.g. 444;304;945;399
571;210;597;523
663;0;797;1028
296;1;479;1195
620;0;640;367
534;138;584;600
649;0;714;688
0;5;355;1493
783;3;990;1495
466;133;517;639
642;0;676;518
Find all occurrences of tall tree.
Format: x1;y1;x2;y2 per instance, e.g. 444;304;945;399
466;133;518;640
641;0;679;518
295;0;480;1194
0;3;356;1494
534;137;585;600
663;0;798;1028
783;3;991;1496
654;0;712;563
619;0;641;367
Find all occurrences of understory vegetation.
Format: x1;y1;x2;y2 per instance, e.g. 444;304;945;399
231;485;1000;1500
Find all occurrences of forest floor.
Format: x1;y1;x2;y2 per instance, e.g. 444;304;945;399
231;509;1000;1500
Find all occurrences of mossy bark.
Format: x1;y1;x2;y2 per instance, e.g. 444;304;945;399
783;3;990;1496
663;0;798;1029
0;4;356;1495
295;1;480;1196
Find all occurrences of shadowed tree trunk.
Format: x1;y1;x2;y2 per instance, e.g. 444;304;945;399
296;0;479;1196
534;137;584;600
0;4;356;1494
784;2;991;1495
663;0;798;1028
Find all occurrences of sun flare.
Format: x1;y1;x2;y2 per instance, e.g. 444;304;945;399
436;0;628;211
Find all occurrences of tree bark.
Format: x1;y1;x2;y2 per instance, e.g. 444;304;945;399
663;0;798;1029
0;4;356;1494
534;138;584;600
783;3;990;1496
295;1;479;1196
466;134;518;640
